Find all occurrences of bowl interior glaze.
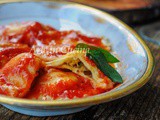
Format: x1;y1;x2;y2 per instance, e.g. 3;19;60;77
0;0;153;108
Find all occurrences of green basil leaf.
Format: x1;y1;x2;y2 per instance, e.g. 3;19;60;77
87;50;123;83
97;48;120;63
75;43;119;63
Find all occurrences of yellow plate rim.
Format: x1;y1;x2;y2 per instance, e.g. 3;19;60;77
0;0;155;108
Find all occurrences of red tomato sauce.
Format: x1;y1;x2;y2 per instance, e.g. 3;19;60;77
0;22;105;48
26;73;107;100
0;44;30;68
0;53;40;97
0;22;116;99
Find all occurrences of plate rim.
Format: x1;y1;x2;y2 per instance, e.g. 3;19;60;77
0;0;155;108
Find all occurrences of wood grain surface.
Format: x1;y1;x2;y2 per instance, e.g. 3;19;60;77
0;28;159;120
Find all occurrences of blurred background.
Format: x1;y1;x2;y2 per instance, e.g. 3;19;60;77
67;0;160;45
67;0;160;24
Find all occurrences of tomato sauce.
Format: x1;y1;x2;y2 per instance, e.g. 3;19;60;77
26;72;106;100
0;44;30;68
0;22;105;48
0;53;40;97
0;22;115;99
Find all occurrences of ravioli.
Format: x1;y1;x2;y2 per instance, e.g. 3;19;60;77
45;52;114;90
0;21;121;99
26;68;107;100
0;43;30;68
0;53;40;97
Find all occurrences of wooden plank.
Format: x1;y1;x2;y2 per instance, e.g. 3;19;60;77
0;37;159;120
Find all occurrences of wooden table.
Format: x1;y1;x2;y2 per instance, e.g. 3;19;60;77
0;26;159;120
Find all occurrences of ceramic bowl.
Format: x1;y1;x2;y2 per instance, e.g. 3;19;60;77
0;0;154;116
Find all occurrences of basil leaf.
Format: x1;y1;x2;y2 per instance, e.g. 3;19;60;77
75;43;119;63
97;48;120;63
87;50;123;83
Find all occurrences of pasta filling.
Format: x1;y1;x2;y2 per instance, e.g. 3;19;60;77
45;52;114;90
